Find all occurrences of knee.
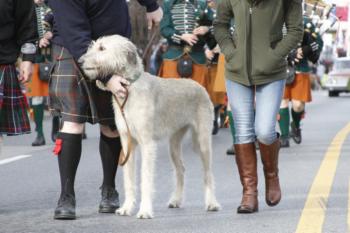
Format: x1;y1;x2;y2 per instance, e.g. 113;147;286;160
255;127;277;145
100;124;119;138
234;127;256;144
292;101;305;112
61;122;84;134
280;99;289;109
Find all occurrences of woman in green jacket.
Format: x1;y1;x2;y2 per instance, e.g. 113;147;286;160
214;0;303;213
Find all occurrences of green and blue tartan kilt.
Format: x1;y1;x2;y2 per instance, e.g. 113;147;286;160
49;45;115;126
0;64;31;136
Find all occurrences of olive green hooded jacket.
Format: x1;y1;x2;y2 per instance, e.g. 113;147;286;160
213;0;303;86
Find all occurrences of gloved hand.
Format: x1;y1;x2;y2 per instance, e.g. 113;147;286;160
302;41;319;57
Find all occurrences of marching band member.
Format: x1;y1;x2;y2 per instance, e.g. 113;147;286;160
26;0;52;146
159;0;216;89
0;0;37;136
279;16;324;147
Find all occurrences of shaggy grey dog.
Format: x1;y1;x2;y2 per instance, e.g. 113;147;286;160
80;35;220;219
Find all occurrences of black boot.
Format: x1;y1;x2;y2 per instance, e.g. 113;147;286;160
212;105;222;135
280;135;290;148
98;133;122;213
32;134;46;146
99;185;120;213
51;116;60;143
54;132;82;220
290;122;302;144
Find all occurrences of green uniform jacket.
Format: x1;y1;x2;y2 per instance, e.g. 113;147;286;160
214;0;303;86
160;0;215;65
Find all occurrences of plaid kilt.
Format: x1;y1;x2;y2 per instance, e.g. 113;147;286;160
49;45;115;126
0;64;31;135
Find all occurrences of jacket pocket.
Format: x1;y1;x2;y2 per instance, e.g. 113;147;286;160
269;32;283;49
225;47;244;75
254;48;286;76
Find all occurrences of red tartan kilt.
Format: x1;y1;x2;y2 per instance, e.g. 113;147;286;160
0;64;31;135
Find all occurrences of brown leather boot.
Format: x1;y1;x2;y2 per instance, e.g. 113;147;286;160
259;139;281;207
234;143;258;214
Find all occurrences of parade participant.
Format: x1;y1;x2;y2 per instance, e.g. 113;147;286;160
0;0;37;136
25;0;52;146
279;17;323;147
214;0;303;214
158;0;216;89
47;0;162;220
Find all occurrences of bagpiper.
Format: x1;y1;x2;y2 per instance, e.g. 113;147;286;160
158;0;216;89
279;16;324;147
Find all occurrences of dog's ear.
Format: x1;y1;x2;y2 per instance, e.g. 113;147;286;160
127;49;138;66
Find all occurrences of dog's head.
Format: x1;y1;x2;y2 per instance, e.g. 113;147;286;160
79;35;142;81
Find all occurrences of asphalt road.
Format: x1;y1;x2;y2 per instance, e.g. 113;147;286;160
0;91;349;233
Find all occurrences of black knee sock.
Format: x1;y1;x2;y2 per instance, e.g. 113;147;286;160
99;133;122;188
56;132;82;196
291;109;304;129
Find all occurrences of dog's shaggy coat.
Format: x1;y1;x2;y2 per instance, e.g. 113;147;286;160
80;35;220;219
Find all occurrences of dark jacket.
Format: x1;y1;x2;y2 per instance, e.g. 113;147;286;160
0;0;38;64
214;0;303;86
48;0;159;61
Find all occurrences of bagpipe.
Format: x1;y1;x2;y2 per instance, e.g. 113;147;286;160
286;0;339;84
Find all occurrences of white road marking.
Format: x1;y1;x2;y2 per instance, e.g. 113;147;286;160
0;155;32;165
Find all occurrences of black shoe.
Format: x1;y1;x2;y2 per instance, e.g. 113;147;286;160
51;116;60;143
99;186;120;213
290;122;302;144
280;136;290;148
32;135;46;146
54;193;76;220
212;120;219;135
226;145;235;155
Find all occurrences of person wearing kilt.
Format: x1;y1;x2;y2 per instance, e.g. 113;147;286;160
279;17;323;147
158;0;216;88
0;0;38;136
47;0;163;220
25;0;52;146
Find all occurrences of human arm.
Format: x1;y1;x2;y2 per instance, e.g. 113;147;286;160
160;1;183;44
273;0;303;58
137;0;163;29
213;0;235;59
15;0;38;63
15;0;38;83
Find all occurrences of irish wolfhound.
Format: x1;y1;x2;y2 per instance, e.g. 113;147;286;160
80;35;220;219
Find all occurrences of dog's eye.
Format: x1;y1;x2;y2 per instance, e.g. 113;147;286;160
99;45;105;51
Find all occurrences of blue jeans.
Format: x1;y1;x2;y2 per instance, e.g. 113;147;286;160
226;79;286;145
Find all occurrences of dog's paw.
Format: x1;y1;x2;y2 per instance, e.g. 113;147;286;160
116;206;133;216
168;199;181;208
206;202;221;212
136;209;153;219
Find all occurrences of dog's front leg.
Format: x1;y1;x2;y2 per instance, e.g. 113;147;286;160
116;150;136;216
136;142;157;219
